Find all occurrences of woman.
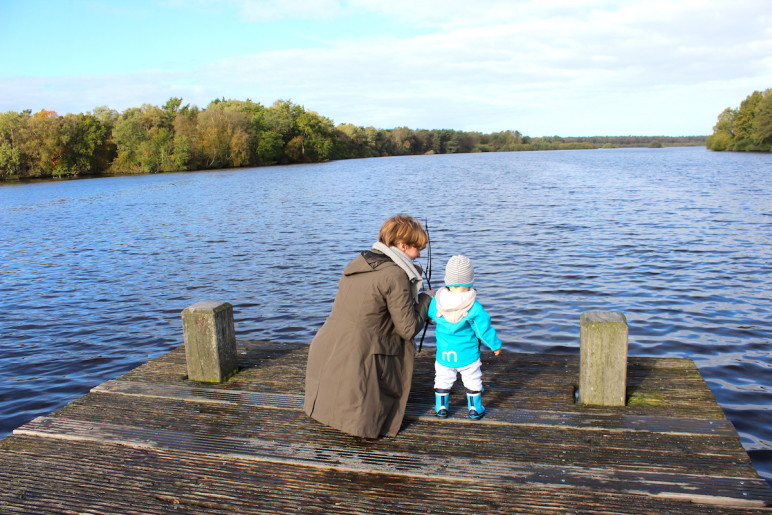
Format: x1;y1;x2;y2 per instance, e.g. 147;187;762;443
304;214;433;438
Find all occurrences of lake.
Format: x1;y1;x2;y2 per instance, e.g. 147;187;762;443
1;146;770;484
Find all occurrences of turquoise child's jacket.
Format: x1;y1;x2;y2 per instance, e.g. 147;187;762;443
428;297;502;368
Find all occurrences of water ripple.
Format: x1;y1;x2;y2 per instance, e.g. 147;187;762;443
1;147;770;484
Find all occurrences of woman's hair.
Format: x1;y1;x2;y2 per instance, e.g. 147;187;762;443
378;214;428;250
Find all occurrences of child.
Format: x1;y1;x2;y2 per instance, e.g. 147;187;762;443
428;255;502;419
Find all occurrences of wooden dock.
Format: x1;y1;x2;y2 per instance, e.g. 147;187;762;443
2;341;771;514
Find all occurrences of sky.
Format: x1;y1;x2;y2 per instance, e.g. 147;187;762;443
1;0;770;137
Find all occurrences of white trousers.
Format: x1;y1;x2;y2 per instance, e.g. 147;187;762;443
434;359;483;392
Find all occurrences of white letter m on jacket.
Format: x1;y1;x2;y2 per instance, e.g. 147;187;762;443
441;351;458;363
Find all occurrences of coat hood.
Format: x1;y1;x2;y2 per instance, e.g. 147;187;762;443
434;287;477;324
344;250;393;276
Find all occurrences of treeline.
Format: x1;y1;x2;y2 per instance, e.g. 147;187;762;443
0;97;705;180
560;135;704;147
706;89;772;152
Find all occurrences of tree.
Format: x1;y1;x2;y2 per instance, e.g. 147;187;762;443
732;91;763;150
144;126;176;172
294;110;335;162
265;100;302;142
334;124;381;158
706;107;737;151
196;105;249;168
112;104;185;172
707;90;772;152
172;108;199;170
56;114;110;176
112;108;149;172
256;130;284;165
411;130;435;154
447;131;476;153
0;111;28;178
752;89;772;149
89;106;119;130
430;129;454;154
163;97;184;116
22;110;63;177
490;130;523;151
387;127;416;155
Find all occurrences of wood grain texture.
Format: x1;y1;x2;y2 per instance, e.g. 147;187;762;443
2;341;770;513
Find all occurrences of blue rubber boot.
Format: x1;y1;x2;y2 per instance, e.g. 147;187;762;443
434;389;450;418
466;390;485;420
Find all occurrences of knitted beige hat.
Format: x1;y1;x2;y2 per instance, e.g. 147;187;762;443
444;255;474;287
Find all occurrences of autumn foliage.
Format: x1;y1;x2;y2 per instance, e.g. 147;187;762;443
707;89;772;152
0;97;706;180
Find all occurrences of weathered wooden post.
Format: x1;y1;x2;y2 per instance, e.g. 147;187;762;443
181;301;238;383
579;311;628;406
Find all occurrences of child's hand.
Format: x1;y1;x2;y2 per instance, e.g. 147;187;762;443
494;349;502;356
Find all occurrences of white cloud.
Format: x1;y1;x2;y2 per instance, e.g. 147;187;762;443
1;0;770;135
185;18;768;134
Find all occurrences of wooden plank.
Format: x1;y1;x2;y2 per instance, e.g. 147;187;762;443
14;416;772;508
4;435;755;515
93;379;305;410
48;393;754;478
117;345;728;418
94;379;737;436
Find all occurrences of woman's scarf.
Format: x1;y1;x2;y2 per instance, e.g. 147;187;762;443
372;241;423;300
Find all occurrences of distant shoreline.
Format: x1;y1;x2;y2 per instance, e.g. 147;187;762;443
0;98;711;182
0;141;708;184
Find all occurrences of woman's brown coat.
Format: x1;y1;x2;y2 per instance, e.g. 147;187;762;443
304;250;431;438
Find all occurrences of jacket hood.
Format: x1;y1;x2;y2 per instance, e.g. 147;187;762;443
435;287;477;324
344;250;393;276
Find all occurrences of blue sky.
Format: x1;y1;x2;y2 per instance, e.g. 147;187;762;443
1;0;770;136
